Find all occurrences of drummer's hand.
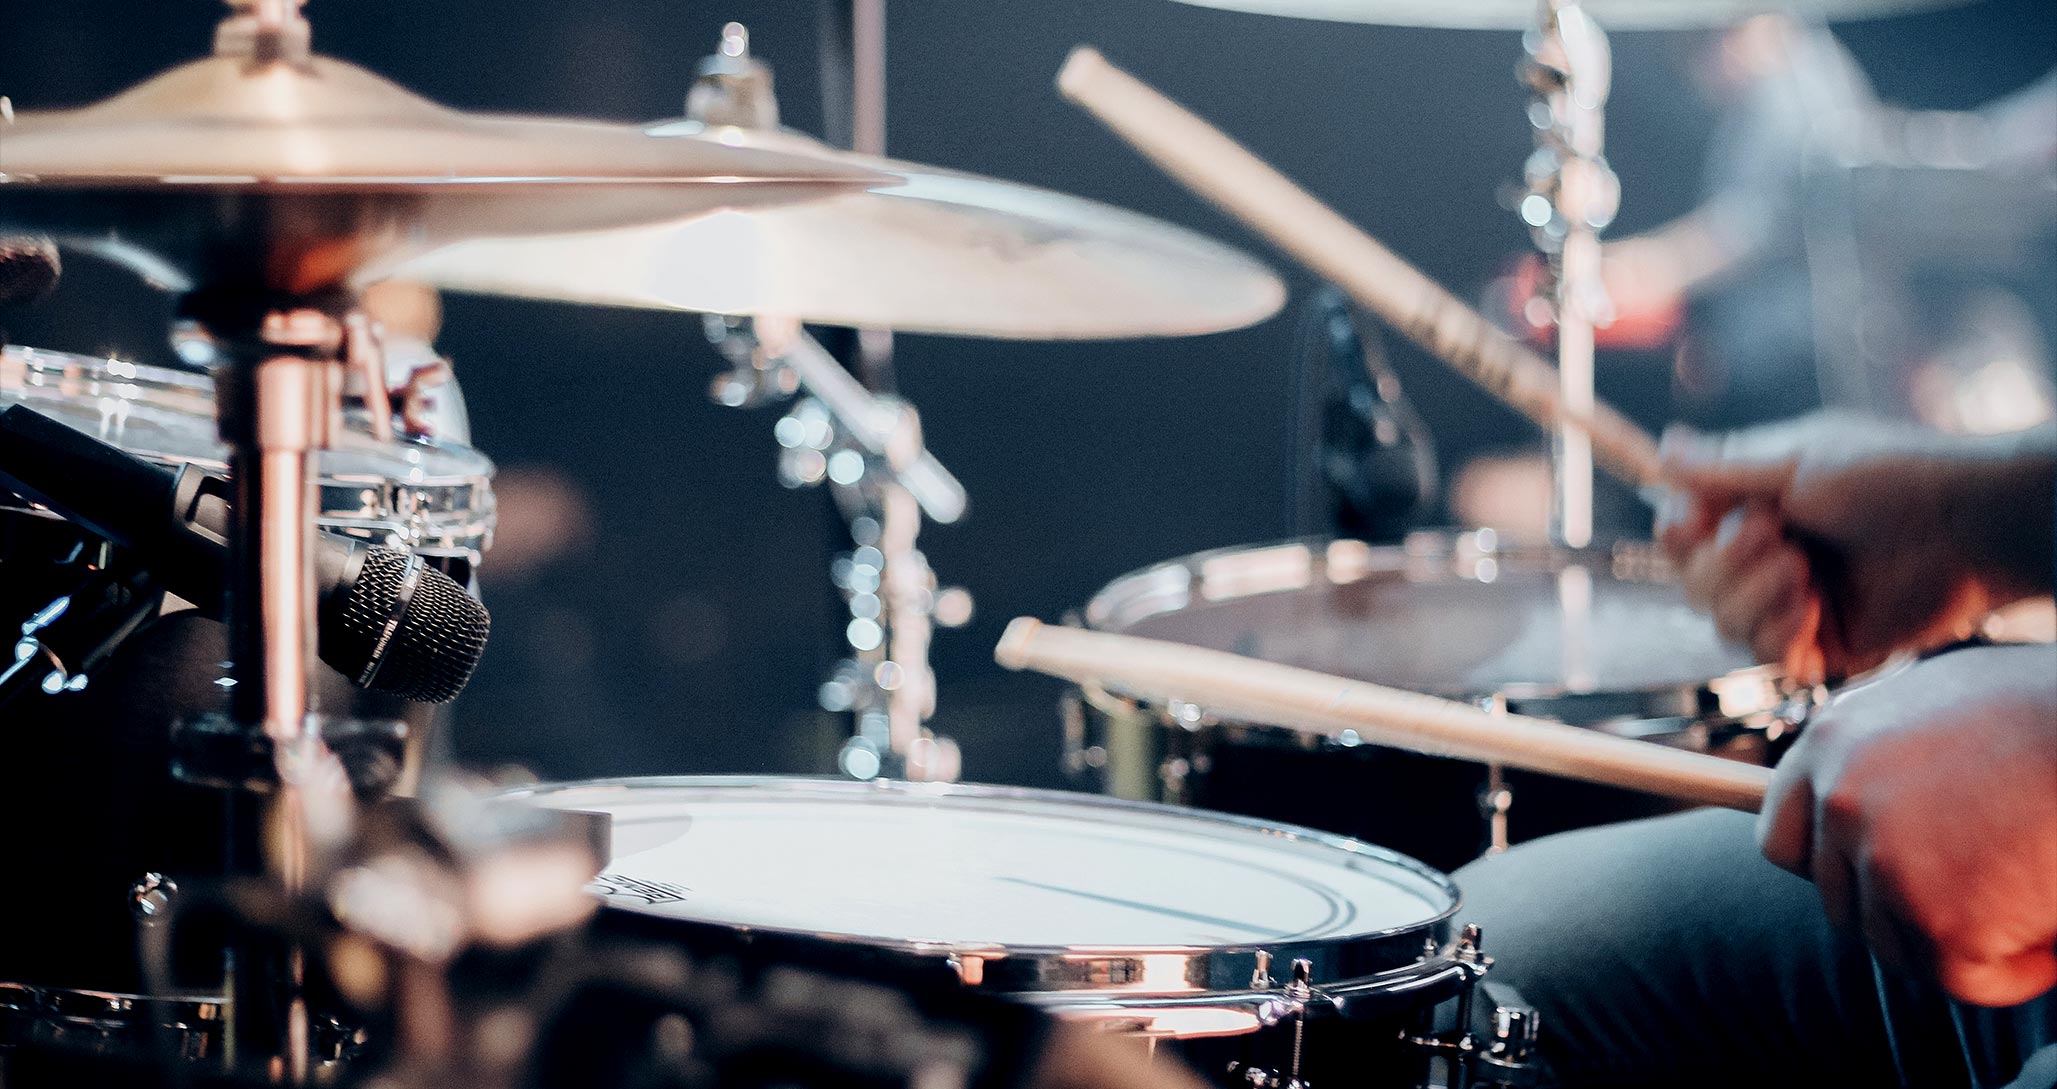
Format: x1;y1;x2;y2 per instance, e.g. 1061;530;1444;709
1757;645;2057;1007
1655;415;2056;679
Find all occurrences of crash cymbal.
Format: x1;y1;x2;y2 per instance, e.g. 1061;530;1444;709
0;6;894;296
379;122;1286;340
1164;0;1963;29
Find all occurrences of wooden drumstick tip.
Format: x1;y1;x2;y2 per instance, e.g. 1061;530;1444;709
1056;46;1110;102
995;616;1045;671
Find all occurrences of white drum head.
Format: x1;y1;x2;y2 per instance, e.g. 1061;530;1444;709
517;778;1454;952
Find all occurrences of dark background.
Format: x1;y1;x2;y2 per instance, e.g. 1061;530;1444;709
3;0;2051;789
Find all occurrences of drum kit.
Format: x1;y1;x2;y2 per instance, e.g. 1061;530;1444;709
0;0;1975;1087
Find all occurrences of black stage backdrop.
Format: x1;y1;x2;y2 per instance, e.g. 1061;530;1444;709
2;0;2051;789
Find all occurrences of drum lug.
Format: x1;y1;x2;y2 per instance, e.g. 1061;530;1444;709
1225;957;1317;1087
1249;950;1275;989
1473;1004;1543;1086
1224;1065;1309;1089
948;953;985;987
1401;924;1540;1088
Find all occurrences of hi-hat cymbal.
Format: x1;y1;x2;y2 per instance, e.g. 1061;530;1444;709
1165;0;1963;29
378;122;1287;340
0;40;895;296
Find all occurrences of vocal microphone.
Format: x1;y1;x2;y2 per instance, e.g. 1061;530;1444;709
0;404;490;703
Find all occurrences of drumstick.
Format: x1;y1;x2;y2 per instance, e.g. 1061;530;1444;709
996;618;1772;813
1056;47;1664;490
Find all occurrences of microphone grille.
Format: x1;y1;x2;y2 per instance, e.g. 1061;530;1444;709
328;546;490;704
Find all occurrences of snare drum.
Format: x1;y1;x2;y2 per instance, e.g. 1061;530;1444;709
1068;533;1806;872
509;777;1536;1088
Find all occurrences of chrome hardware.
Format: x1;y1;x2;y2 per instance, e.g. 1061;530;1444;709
342;312;395;445
128;873;178;927
1467;1002;1544;1088
1520;1;1619;547
686;22;782;131
1455;923;1486;966
706;314;800;409
1284;959;1312;1087
702;207;970;782
1397;923;1543;1089
1491;1005;1540;1062
1286;958;1313;998
215;0;312;66
1249;951;1275;989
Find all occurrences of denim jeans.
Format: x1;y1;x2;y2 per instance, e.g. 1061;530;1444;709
1452;809;2056;1089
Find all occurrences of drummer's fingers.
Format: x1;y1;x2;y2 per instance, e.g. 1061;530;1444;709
1711;544;1813;662
1757;750;1816;878
1681;505;1781;613
1656;490;1731;559
1659;424;1802;502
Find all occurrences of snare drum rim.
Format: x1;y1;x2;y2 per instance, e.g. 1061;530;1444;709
0;344;494;483
0;980;225;1026
503;775;1463;1001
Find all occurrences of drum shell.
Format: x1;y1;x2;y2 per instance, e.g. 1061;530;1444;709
509;776;1493;1088
1068;534;1799;873
0;606;445;997
1068;684;1776;874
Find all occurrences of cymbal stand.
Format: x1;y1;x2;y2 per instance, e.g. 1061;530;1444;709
1485;2;1620;849
161;13;360;1074
1520;0;1619;549
706;316;970;782
175;290;359;1084
692;26;967;781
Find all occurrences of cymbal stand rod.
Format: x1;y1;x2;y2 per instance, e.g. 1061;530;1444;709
188;298;354;1083
706;317;967;781
774;328;967;525
848;0;897;389
1524;0;1618;548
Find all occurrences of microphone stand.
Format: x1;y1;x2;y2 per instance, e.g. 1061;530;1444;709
0;562;162;711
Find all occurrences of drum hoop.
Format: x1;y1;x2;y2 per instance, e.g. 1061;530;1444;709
503;775;1464;1004
1;345;495;554
0;981;225;1024
0;344;495;484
